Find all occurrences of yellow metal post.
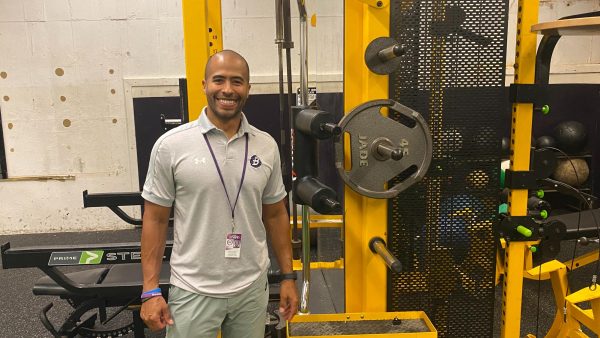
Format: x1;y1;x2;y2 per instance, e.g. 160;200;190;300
500;0;540;337
344;0;390;313
558;286;600;337
568;250;600;270
547;263;570;337
181;0;223;121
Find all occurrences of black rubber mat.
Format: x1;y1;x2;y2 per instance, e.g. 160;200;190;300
289;318;430;335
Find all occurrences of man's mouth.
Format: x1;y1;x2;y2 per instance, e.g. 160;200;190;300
216;98;238;109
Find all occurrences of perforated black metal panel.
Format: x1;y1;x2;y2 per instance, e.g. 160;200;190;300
388;1;508;337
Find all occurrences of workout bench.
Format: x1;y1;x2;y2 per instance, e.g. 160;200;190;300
1;191;286;338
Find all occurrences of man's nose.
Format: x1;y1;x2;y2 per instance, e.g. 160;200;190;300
221;81;234;95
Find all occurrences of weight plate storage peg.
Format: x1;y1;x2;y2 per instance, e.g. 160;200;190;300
364;37;406;75
334;99;433;199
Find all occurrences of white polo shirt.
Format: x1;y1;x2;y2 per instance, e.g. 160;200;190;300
142;109;286;297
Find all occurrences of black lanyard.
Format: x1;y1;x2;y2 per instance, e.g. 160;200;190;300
203;133;249;230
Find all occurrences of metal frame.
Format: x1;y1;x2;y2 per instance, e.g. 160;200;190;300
123;77;180;195
82;190;144;225
1;241;173;293
182;0;223;121
343;0;390;313
500;0;540;336
523;255;600;337
560;286;600;336
501;4;600;337
287;2;436;335
288;311;437;337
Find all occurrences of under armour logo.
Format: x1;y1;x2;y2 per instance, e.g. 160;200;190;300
250;155;262;168
194;157;206;165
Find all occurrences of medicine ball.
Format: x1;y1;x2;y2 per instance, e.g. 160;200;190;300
552;158;590;187
536;135;556;149
553;121;587;153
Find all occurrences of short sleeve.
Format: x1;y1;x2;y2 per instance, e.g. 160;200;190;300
141;137;175;207
262;143;287;205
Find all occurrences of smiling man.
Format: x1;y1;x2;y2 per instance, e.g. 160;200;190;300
140;50;298;338
204;51;250;124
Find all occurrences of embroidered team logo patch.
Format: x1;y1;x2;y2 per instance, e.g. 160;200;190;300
249;155;262;168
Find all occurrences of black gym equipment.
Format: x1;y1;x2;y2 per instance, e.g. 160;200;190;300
292;107;342;215
535;135;557;149
1;240;170;338
1;193;288;338
364;37;406;75
552;120;588;153
333;99;432;199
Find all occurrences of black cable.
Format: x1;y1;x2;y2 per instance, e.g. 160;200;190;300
587;203;600;291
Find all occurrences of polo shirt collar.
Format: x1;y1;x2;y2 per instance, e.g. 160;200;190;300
196;107;254;137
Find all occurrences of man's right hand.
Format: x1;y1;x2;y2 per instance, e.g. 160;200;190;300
140;296;174;331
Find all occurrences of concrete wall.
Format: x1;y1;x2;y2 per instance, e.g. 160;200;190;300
0;0;185;233
222;0;343;94
0;0;598;234
506;0;600;85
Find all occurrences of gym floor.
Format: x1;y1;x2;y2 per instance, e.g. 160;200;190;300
0;227;597;338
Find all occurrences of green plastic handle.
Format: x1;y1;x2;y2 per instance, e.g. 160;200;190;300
516;225;532;238
536;190;544;198
498;203;508;214
540;210;548;219
530;246;537;253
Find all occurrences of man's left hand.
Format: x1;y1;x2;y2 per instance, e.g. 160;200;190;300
279;279;299;321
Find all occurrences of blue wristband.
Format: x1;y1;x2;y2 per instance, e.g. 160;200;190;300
142;288;161;296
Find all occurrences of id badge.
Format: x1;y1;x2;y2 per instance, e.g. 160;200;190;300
225;233;242;258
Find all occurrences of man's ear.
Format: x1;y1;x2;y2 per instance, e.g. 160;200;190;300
202;79;206;92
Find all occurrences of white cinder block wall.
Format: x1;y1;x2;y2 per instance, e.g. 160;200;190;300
0;0;185;234
0;0;598;234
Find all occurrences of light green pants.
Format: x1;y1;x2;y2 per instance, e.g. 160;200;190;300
166;271;268;338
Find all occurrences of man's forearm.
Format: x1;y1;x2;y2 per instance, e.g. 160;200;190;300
266;210;294;274
141;203;170;291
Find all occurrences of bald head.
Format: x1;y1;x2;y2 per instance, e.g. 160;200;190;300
202;49;251;124
204;50;250;83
